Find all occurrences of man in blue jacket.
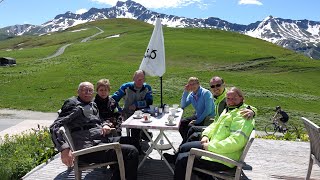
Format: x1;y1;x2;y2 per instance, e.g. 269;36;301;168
179;77;215;144
112;70;153;140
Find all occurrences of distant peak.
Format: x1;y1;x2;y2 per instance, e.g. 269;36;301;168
116;1;125;6
262;15;274;22
116;0;134;6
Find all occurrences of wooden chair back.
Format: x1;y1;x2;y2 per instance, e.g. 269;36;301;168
185;130;255;180
59;126;125;180
301;117;320;180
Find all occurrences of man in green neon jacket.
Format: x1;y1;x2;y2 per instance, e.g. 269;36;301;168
173;87;255;180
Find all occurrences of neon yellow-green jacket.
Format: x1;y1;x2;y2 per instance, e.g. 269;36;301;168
201;103;255;167
214;89;227;120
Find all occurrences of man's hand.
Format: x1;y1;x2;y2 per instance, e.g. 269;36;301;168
200;136;209;144
61;148;73;167
101;125;112;136
202;142;209;151
188;120;196;125
106;122;114;128
184;84;191;92
129;104;136;111
240;109;255;120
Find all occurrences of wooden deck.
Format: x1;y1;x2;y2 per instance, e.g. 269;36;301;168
22;130;320;180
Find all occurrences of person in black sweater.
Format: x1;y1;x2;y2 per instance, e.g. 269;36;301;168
94;79;122;136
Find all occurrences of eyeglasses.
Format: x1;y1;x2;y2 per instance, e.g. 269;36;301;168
210;84;222;88
80;89;94;94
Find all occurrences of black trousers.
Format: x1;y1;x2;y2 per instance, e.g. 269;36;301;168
179;115;204;144
174;141;231;180
186;125;207;142
79;136;139;180
131;128;142;140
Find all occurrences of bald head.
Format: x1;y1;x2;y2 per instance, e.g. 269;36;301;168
209;76;225;96
77;82;94;103
133;70;145;88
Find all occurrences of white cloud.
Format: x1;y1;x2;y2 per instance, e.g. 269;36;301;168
238;0;263;5
90;0;205;9
76;8;88;14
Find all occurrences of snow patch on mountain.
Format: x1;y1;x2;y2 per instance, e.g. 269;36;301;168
1;0;319;59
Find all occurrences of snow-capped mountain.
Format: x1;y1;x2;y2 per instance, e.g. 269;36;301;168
1;0;319;59
245;16;320;59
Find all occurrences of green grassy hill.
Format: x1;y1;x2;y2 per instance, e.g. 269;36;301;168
0;18;319;131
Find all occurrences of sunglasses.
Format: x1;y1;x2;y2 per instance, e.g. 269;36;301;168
210;84;222;88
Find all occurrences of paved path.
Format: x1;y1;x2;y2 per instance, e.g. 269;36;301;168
81;27;104;42
245;139;320;180
0;109;57;142
39;43;73;60
1;109;320;179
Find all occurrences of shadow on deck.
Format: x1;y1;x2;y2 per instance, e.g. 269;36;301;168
49;158;173;180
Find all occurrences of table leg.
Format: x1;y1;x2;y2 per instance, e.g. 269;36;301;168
156;130;175;174
138;129;175;174
126;128;130;136
163;132;177;153
138;129;162;169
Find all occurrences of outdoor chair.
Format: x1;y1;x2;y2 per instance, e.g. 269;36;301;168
301;117;320;180
185;130;255;180
59;126;125;180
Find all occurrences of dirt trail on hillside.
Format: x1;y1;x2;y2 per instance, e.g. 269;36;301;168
39;26;104;60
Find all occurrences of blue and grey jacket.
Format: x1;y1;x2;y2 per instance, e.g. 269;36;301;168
112;82;153;119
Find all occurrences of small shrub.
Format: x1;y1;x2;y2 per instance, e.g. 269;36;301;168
257;131;309;142
0;126;58;179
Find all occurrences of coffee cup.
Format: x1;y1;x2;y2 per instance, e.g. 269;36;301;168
168;115;174;124
172;104;179;109
170;109;177;116
143;113;151;121
164;105;169;113
134;110;143;118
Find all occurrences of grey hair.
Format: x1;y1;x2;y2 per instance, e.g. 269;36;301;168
133;70;145;80
228;87;244;99
78;82;94;91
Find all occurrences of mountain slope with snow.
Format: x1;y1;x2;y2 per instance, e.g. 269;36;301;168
1;0;319;59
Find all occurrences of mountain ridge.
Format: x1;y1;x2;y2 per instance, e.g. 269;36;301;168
1;0;319;59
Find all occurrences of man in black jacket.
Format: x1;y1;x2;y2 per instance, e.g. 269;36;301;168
50;82;140;180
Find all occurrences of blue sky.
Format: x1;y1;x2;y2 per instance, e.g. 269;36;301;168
0;0;319;28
